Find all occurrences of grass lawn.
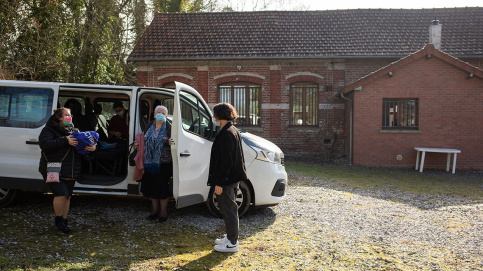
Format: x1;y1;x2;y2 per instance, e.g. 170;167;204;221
286;161;483;201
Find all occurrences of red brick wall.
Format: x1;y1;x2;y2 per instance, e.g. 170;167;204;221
138;61;346;155
352;57;483;170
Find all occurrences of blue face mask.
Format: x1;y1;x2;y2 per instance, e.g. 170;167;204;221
155;113;166;122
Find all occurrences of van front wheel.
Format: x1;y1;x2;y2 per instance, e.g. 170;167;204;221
0;188;16;208
207;181;251;217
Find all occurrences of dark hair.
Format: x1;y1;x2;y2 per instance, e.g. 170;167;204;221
53;108;70;121
213;102;238;121
113;101;124;109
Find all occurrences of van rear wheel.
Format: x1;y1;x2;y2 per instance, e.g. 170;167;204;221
207;181;251;217
0;188;16;208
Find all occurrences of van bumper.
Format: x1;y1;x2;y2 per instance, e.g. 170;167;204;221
247;160;287;206
0;177;49;192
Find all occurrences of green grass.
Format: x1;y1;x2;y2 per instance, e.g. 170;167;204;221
286;161;483;200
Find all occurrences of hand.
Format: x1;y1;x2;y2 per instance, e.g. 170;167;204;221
133;142;139;149
85;144;96;152
67;136;78;146
168;139;172;145
215;185;223;195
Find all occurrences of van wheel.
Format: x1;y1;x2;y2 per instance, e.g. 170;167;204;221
206;181;252;217
0;188;16;208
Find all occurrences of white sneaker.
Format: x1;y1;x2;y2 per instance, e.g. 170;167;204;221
214;239;239;253
215;234;228;245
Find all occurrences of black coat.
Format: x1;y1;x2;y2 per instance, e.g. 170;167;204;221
38;122;82;179
207;122;248;187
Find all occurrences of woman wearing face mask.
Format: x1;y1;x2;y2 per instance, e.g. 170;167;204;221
133;105;172;222
107;101;128;139
38;108;96;233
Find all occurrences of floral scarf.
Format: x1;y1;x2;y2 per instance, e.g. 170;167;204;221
46;115;77;136
143;122;166;175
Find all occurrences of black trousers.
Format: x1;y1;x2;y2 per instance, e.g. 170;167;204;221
217;182;240;244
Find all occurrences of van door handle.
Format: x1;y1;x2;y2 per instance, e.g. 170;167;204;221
180;152;191;157
26;140;39;145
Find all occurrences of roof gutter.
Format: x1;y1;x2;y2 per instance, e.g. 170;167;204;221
128;54;483;62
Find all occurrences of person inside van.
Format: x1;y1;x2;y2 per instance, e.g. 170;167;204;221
38;108;96;233
108;101;128;140
64;99;87;131
209;102;248;253
133;105;172;223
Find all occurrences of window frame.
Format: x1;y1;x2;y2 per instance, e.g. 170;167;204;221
218;82;261;126
290;82;319;126
382;98;419;130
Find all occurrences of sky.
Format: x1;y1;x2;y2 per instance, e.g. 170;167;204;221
226;0;482;11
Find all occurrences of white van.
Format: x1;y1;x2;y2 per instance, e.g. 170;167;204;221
0;80;287;216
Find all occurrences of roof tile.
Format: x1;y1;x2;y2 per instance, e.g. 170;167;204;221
129;8;483;61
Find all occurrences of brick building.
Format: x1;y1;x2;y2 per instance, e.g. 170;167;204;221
128;8;483;169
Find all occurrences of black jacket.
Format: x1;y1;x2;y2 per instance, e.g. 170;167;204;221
207;122;248;187
38;123;82;179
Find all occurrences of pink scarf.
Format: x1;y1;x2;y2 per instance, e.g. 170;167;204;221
133;133;145;181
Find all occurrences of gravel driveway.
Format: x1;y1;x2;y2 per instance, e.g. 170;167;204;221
1;171;482;270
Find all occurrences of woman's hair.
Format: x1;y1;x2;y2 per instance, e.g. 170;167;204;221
155;105;168;115
53;108;70;121
213;103;237;121
113;101;124;109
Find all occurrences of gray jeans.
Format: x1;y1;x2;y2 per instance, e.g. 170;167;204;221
217;182;240;244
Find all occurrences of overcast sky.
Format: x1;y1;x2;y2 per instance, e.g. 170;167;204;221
226;0;482;11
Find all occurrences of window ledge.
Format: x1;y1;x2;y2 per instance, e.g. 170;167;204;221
380;129;421;134
238;126;263;132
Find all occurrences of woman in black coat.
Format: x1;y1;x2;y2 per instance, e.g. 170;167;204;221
208;103;248;253
39;108;96;233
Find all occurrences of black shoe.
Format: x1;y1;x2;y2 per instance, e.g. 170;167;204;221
55;216;71;233
147;213;158;221
158;216;167;223
63;218;71;233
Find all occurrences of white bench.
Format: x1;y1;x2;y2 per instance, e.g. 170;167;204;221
414;147;461;174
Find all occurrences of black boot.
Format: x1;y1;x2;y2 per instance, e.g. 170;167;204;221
55;216;70;233
63;218;71;233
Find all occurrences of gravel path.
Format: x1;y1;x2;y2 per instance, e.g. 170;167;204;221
1;172;482;270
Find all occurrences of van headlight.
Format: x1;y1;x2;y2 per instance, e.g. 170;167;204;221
249;146;284;165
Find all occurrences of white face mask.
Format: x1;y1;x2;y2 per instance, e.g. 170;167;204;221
212;117;219;125
116;109;125;116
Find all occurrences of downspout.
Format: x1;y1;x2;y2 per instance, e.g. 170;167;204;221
339;92;353;165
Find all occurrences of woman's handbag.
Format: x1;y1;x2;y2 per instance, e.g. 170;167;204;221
43;149;70;183
129;143;137;166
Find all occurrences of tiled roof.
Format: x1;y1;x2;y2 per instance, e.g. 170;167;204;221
128;8;483;61
341;44;483;93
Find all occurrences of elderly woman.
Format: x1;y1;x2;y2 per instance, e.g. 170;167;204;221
134;105;172;222
39;108;96;233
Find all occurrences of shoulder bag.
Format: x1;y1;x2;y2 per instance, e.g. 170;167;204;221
43;149;70;183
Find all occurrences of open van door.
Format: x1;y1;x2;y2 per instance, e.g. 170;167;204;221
171;82;213;208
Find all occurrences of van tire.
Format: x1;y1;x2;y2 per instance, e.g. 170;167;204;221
0;188;17;208
206;181;251;217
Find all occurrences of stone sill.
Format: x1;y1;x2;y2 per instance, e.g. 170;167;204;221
379;129;421;134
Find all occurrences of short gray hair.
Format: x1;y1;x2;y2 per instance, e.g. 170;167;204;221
154;105;168;115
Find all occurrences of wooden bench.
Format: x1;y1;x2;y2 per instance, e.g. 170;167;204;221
414;147;461;174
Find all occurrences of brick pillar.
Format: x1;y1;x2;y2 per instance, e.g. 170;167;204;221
197;66;209;101
269;65;282;138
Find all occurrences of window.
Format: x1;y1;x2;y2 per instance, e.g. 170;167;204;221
219;83;260;126
291;83;318;126
0;86;54;128
382;99;418;129
180;90;212;139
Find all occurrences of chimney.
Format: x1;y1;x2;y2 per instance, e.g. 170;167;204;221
429;19;442;50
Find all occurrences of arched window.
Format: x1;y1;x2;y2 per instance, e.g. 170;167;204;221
218;82;261;126
290;82;318;126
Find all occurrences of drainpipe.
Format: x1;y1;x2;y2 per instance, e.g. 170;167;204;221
339;92;353;165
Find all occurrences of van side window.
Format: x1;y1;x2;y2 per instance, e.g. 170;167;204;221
0;86;54;128
180;91;211;139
